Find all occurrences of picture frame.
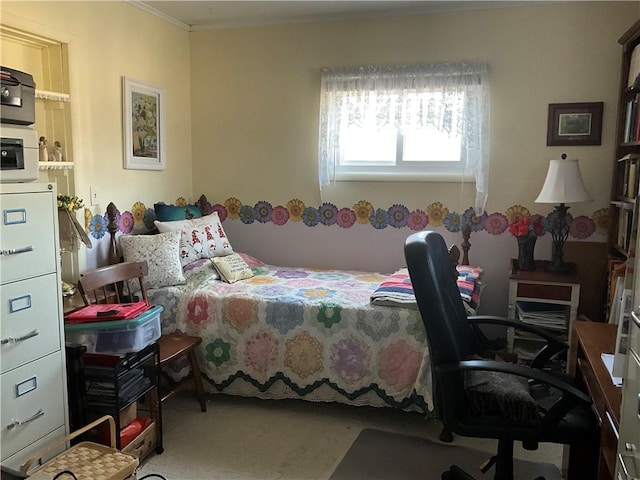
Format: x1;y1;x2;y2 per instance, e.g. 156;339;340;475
546;102;603;146
123;77;166;170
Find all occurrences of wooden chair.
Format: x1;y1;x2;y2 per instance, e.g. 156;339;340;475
77;261;207;412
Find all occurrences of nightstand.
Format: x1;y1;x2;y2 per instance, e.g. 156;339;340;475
507;260;581;363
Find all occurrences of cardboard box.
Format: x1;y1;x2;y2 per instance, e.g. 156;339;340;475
122;418;156;460
120;402;137;429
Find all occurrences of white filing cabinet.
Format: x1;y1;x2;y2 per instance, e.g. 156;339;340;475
616;310;640;480
0;182;69;472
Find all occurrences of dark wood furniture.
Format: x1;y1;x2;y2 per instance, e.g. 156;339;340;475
565;321;622;480
609;21;640;318
157;335;207;412
77;261;148;304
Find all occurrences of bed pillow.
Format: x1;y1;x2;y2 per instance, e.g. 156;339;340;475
238;253;266;268
210;253;254;283
119;231;186;290
154;203;202;221
155;218;209;268
192;213;234;257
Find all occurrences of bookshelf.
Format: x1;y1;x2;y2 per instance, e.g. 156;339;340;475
610;21;640;305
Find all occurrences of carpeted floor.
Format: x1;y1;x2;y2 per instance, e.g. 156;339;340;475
330;428;562;480
137;393;563;479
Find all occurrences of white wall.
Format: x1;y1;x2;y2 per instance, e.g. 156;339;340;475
1;1;193;213
1;1;636;317
188;2;634;316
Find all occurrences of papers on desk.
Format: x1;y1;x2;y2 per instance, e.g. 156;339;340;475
601;353;623;387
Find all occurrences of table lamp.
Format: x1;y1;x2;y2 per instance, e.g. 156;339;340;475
535;154;591;273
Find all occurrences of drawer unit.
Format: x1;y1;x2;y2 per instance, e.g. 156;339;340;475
616;312;640;480
1;273;62;373
1;190;57;283
507;263;580;360
1;352;66;460
515;282;573;302
0;183;68;470
1;426;66;472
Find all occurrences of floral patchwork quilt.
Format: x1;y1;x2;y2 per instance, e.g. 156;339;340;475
147;257;433;413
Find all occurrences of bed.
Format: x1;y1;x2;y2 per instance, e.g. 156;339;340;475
101;199;482;414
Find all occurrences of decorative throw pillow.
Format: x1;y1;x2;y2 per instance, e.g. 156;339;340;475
154;219;209;268
119;231;186;290
465;368;539;425
154;203;202;221
193;213;234;257
210;253;254;283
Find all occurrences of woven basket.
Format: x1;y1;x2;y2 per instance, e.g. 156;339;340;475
22;416;138;480
27;442;138;480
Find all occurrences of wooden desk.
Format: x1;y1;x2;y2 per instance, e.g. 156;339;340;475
565;321;621;480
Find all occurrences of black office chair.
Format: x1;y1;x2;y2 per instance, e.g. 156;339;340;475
404;231;600;480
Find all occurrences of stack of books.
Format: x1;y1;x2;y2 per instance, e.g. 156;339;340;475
515;301;567;333
84;366;151;409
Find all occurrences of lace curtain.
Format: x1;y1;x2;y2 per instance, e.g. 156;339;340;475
318;61;490;213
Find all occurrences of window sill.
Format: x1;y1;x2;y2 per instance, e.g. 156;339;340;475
334;172;475;183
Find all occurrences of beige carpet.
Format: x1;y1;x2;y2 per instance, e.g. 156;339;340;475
137;393;563;480
330;428;562;480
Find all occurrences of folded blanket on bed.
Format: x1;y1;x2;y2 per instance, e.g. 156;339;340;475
370;266;483;314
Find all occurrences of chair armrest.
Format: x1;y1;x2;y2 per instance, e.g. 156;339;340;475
439;359;592;428
440;359;591;404
467;315;568;368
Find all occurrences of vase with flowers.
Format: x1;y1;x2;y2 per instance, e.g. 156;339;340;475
509;215;544;271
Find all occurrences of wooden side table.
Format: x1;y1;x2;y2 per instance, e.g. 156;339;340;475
507;260;581;358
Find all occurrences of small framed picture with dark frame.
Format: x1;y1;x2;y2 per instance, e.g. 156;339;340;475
546;102;603;146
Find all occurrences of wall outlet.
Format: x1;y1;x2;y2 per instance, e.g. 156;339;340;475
89;187;99;206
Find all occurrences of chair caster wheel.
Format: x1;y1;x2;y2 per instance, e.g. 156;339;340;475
440;428;454;443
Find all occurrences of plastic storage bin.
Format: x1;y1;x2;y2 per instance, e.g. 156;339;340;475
65;305;163;354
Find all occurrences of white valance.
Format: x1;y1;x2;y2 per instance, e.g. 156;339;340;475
318;61;490;213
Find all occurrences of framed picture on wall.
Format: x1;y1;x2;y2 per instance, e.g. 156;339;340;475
123;77;166;170
546;102;603;146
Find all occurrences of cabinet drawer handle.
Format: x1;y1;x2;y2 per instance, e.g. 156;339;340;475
618;453;640;480
6;409;44;430
1;329;39;345
0;245;34;256
605;410;619;440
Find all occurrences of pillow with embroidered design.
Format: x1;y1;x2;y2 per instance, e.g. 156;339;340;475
154;219;208;268
192;213;234;257
119;231;186;290
210;253;254;283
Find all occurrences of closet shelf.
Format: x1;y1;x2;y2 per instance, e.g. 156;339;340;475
39;161;74;170
35;90;70;102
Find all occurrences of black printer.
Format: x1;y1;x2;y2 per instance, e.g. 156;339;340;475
0;66;36;125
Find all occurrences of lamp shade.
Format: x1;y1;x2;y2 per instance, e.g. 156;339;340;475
535;158;592;204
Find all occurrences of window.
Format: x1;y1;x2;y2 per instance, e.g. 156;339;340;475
318;62;490;213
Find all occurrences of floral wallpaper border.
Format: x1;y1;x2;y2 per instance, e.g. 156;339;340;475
83;196;610;241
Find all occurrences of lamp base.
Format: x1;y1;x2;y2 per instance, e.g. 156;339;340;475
61;281;76;298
